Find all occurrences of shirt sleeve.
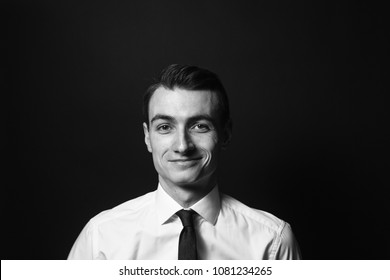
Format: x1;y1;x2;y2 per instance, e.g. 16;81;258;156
272;222;302;260
67;221;96;260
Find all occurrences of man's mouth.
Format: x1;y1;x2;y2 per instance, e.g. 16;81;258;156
168;158;202;166
169;158;201;162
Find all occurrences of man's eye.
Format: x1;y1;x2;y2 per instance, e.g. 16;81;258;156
157;125;172;133
192;124;210;132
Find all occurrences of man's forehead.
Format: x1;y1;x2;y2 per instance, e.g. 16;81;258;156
148;87;219;120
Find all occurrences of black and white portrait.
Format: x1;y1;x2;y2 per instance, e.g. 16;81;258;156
3;0;388;260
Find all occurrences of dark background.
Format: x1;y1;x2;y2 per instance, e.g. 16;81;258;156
3;0;388;259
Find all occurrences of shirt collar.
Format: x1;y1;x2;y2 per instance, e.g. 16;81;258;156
190;185;220;225
155;183;220;226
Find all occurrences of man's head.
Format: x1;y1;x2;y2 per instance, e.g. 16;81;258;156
143;64;230;131
143;64;232;192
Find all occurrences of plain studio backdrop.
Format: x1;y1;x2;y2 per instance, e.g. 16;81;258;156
3;0;388;259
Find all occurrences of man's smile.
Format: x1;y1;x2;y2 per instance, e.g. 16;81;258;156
168;157;202;167
168;158;202;162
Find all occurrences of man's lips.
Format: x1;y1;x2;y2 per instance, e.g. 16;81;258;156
167;158;203;169
168;158;202;162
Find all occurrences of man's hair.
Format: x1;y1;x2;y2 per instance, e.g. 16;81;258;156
143;64;230;128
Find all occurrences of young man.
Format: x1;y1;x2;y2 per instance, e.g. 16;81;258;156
68;64;301;259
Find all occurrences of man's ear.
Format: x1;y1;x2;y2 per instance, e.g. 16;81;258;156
221;119;232;149
143;122;152;153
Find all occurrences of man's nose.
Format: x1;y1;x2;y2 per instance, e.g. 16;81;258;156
174;129;194;153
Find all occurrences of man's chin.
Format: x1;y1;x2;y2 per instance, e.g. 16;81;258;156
166;172;216;189
164;173;203;188
171;177;200;188
159;168;216;189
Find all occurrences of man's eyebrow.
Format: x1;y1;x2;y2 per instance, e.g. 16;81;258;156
150;114;216;124
150;114;175;124
187;114;216;124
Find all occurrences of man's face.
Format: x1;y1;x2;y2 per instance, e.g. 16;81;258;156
143;87;227;189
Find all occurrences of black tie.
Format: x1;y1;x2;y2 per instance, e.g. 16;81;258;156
176;209;197;260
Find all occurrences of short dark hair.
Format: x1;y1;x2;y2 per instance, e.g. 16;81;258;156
143;64;230;128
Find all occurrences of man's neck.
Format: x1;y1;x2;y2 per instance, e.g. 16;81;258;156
159;176;217;208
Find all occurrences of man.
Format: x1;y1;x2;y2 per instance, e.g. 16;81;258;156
68;64;301;260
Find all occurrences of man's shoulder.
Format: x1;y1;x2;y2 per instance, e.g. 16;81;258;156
220;193;287;233
88;190;156;227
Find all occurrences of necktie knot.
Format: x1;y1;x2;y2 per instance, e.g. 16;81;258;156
176;209;195;227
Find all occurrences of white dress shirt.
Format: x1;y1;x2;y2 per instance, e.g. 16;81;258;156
68;184;301;259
